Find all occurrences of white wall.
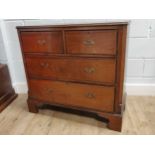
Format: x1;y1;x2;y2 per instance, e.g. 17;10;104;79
0;19;155;95
0;20;7;64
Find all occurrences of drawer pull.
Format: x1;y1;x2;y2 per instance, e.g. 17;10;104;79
46;88;53;93
40;62;49;68
44;88;53;94
37;39;46;45
85;93;95;99
84;67;95;73
43;88;53;94
83;40;95;46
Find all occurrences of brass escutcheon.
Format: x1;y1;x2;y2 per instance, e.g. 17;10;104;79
85;92;96;99
84;67;95;73
83;40;95;46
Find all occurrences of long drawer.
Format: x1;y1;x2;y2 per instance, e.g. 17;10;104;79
25;56;116;84
29;79;115;112
65;30;117;55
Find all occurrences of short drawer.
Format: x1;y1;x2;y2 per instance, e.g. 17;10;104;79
20;31;63;53
65;30;117;55
25;57;116;84
29;80;114;112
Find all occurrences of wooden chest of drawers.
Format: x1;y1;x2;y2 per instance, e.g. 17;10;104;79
17;23;128;131
0;64;17;112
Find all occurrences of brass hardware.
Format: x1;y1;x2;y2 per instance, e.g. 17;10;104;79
85;93;95;99
46;88;53;93
43;87;53;94
40;62;49;68
84;67;95;73
37;39;46;45
83;40;95;46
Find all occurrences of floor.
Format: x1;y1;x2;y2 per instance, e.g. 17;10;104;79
0;94;155;135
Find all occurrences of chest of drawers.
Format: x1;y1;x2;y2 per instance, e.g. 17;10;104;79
0;64;17;112
17;23;128;131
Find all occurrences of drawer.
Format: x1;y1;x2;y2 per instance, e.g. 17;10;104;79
65;30;117;55
25;57;116;84
29;80;114;112
20;31;63;53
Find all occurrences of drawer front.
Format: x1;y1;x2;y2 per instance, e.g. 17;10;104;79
20;31;63;53
29;80;114;112
25;57;116;84
65;30;117;55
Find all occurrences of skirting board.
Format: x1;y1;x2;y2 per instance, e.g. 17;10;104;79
13;82;28;94
13;82;155;96
125;83;155;96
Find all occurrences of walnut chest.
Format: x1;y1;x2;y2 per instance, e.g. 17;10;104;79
17;22;128;131
0;64;17;112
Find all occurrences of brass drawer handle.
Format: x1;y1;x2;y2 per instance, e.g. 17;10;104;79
84;67;95;73
37;39;46;45
40;62;49;68
85;93;95;99
46;88;53;93
43;88;53;94
83;40;95;46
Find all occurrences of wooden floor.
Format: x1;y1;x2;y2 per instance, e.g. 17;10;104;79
0;94;155;135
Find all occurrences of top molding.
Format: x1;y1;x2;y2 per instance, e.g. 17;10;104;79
17;22;129;29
